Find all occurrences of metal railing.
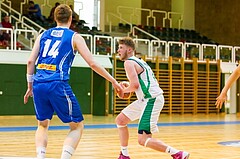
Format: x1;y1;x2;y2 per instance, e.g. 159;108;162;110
132;26;160;40
218;45;233;63
21;16;46;33
0;29;239;64
152;10;168;27
184;42;201;60
1;2;21;26
134;8;152;26
117;6;135;24
233;46;240;63
20;0;28;16
0;28;13;50
201;44;217;61
14;29;38;50
133;38;151;56
168;12;183;29
116;6;182;28
106;12;133;35
1;2;46;34
93;35;113;56
81;34;93;53
151;40;168;58
167;41;184;58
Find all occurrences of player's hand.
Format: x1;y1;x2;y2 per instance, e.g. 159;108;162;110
112;81;123;96
24;87;33;104
117;81;131;99
215;93;227;109
117;86;125;99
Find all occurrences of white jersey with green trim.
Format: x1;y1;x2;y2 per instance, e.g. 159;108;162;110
127;56;163;100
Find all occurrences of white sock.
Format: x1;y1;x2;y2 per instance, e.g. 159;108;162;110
36;146;46;159
121;146;129;156
165;146;179;155
61;145;75;159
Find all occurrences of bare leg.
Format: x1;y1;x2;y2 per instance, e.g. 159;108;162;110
115;113;131;156
138;133;168;152
118;126;129;147
137;132;190;159
60;121;84;159
35;119;50;159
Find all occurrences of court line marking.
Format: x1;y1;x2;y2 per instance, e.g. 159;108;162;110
0;121;240;132
218;140;240;147
0;158;54;159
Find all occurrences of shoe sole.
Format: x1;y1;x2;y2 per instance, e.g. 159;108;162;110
185;154;190;159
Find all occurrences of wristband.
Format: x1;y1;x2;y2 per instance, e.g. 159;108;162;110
26;74;34;82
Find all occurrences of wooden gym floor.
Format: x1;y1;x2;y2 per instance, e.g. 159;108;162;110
0;113;240;159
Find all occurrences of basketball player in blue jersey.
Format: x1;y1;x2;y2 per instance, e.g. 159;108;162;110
115;37;189;159
24;4;122;159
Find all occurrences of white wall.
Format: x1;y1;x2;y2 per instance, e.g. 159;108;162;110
171;0;195;29
0;50;112;68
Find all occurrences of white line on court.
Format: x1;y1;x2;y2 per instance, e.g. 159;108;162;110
0;157;55;159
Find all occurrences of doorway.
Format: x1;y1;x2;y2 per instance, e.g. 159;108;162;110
74;0;100;29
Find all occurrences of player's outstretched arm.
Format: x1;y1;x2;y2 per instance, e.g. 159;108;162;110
73;34;122;93
215;93;227;109
216;64;240;109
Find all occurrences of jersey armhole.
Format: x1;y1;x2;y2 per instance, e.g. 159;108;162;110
127;58;145;75
72;32;77;55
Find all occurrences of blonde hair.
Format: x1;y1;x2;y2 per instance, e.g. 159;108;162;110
118;37;135;50
54;4;72;23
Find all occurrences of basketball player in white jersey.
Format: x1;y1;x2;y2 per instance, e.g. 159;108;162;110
115;37;189;159
24;4;122;159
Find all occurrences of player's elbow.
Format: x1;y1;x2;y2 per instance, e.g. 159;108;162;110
27;59;35;66
132;83;139;90
89;62;98;70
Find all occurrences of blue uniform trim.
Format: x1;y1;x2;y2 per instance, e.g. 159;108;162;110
1;120;239;132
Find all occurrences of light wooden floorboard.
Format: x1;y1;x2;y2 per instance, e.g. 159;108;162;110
0;114;240;159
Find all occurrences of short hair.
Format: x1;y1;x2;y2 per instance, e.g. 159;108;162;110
118;37;135;50
54;4;72;24
29;1;34;4
55;2;60;7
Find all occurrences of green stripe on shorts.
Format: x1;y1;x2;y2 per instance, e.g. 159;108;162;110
138;98;156;132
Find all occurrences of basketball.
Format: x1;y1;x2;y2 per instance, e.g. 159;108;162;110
117;81;132;99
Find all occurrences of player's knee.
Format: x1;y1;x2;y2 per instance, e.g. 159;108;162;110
115;114;128;126
77;122;84;130
138;137;146;146
138;137;152;147
115;118;123;125
138;131;152;147
38;119;50;128
115;119;127;128
69;121;84;130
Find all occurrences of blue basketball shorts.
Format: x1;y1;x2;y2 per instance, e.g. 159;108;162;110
32;80;84;123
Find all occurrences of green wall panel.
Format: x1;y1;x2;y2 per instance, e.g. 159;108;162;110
0;64;93;115
92;72;106;116
69;67;92;114
0;64;35;115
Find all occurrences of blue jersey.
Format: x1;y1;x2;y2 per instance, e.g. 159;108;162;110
34;27;76;82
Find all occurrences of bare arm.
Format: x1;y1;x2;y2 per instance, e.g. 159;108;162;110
27;34;41;75
24;34;41;104
73;34;122;92
27;8;38;13
216;64;240;108
122;60;140;93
